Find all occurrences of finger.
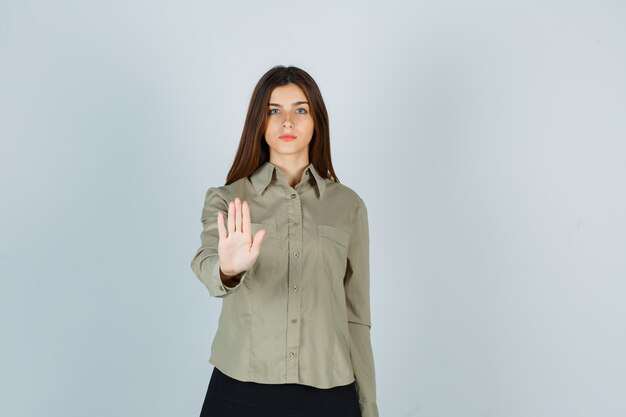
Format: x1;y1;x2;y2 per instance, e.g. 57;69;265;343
227;201;234;235
217;211;226;241
242;200;251;236
234;197;242;233
250;229;266;257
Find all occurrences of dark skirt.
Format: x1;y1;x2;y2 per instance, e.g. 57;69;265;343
200;366;362;417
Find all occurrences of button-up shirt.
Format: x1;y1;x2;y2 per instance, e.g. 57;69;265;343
190;160;379;417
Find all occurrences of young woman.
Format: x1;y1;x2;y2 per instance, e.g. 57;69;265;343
190;65;378;417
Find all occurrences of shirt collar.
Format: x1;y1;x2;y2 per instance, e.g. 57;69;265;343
250;161;326;199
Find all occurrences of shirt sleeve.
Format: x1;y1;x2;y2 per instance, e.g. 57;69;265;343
190;187;250;297
345;199;379;417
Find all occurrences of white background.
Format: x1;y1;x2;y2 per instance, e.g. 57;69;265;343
1;1;625;416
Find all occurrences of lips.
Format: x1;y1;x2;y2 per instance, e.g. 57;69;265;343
279;133;296;139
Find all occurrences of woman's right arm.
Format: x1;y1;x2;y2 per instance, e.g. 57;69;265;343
190;187;266;297
190;187;250;297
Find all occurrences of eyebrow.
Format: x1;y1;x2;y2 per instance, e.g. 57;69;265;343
268;101;309;107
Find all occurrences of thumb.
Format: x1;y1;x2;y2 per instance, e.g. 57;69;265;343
250;229;266;257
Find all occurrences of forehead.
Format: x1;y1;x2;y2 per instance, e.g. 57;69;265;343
269;83;308;104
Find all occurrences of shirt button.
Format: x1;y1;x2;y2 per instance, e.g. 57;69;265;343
289;351;295;358
293;222;299;227
294;251;300;257
291;318;297;324
293;285;298;292
290;193;297;199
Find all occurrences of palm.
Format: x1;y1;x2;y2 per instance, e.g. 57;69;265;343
216;197;266;277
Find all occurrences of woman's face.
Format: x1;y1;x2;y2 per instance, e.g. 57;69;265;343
264;83;314;162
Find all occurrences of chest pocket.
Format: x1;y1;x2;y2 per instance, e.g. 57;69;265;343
317;224;350;282
249;222;278;277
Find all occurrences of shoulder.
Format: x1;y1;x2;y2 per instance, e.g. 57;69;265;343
205;177;248;201
324;179;367;211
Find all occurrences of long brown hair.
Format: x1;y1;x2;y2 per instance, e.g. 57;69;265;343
224;65;339;185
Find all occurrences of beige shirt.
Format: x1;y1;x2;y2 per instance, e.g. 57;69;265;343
190;160;379;417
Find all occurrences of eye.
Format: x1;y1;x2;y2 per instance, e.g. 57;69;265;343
296;108;308;114
269;108;279;115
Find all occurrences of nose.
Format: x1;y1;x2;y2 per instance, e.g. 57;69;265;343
282;117;294;128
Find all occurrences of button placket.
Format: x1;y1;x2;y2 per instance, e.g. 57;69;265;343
285;187;303;382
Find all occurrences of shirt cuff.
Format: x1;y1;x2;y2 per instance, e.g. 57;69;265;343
198;254;250;297
221;267;248;294
359;400;380;417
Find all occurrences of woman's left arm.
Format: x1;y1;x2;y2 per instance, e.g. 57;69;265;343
345;199;379;417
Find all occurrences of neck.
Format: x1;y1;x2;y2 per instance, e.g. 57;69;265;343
269;158;310;189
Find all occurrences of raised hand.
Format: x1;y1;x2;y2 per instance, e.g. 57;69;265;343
216;197;266;283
